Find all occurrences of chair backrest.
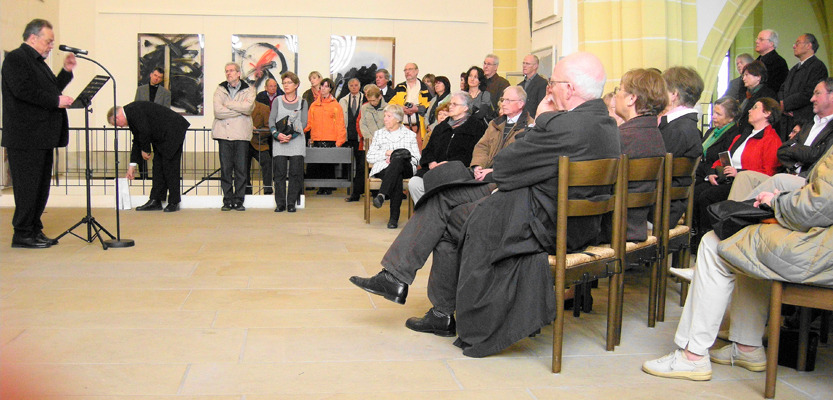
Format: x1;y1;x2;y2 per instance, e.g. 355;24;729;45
661;156;700;232
555;155;624;264
621;155;667;236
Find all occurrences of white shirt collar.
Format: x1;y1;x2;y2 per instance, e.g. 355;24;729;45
665;107;699;123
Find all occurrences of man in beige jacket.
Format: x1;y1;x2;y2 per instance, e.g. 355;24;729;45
213;62;255;211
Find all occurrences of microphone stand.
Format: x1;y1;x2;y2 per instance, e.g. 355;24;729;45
77;54;134;249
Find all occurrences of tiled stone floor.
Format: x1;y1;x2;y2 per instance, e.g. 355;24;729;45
1;191;831;399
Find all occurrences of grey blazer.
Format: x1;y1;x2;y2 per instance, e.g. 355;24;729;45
134;84;172;108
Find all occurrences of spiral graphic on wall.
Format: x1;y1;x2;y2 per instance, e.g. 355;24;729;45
330;35;356;76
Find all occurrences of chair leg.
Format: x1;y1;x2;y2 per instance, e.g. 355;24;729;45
648;258;659;328
657;250;675;322
553;279;565;373
615;269;626;345
606;274;619;351
765;281;783;399
797;307;812;371
821;311;831;344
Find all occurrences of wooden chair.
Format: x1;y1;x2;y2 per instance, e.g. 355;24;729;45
613;155;667;343
655;156;699;322
363;138;413;224
550;155;625;373
765;281;833;398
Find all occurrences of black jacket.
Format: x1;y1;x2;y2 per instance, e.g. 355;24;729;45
758;50;789;95
778;117;833;177
124;101;190;163
696;123;738;182
658;112;703;226
1;44;73;149
418;116;487;175
519;74;548;118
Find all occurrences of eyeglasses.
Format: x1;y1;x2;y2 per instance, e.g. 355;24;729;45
499;98;523;103
404;68;417;72
613;87;621;95
448;102;465;108
521;62;536;66
37;35;54;46
483;62;497;67
548;80;569;87
794;40;809;46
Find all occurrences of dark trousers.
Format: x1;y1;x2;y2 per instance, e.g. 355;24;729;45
693;181;733;240
345;140;364;198
218;139;249;205
374;157;414;222
381;184;492;312
149;147;183;204
247;146;273;193
7;148;54;237
274;155;304;207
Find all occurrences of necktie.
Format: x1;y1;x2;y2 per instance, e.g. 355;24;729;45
351;95;357;114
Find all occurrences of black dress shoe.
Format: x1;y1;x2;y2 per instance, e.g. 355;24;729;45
234;204;246;211
36;232;59;245
316;188;327;195
275;205;286;212
221;203;233;211
349;269;408;304
264;188;273;195
344;196;360;202
135;199;163;211
373;194;385;209
287;204;296;212
11;235;52;249
387;221;398;229
405;308;456;337
163;203;180;212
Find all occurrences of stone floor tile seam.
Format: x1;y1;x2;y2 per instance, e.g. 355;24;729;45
442;359;466;390
238;329;249;363
211;310;220;328
177;363;193;395
0;287;19;300
178;289;194;311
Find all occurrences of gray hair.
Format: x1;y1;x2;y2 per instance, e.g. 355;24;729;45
384;104;405;122
23;19;52;41
485;54;500;65
503;85;527;103
452;91;473;113
376;68;390;80
736;53;754;65
764;29;780;48
805;33;820;53
224;62;241;72
561;59;606;100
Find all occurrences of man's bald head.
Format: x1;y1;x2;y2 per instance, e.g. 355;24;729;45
548;52;606;110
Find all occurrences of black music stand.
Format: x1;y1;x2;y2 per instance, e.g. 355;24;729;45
56;75;134;249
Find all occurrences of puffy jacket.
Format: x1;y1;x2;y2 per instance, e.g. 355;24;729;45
359;98;387;144
212;81;255;141
718;144;833;286
305;96;347;147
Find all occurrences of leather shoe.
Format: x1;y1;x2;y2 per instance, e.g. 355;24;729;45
275;205;286;212
387;221;398;229
405;308;456;337
234;204;246;211
345;196;360;202
135;199;163;211
12;235;52;249
221;203;233;211
287;204;296;212
373;194;385;209
349;269;408;304
163;203;180;212
36;232;59;246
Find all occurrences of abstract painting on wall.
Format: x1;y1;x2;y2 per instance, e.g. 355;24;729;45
138;33;205;115
330;36;395;99
232;35;299;94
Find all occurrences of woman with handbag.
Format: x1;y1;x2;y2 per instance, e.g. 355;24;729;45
366;104;421;229
270;72;308;212
692;97;782;246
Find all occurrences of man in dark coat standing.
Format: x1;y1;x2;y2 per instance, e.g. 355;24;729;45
2;19;76;249
755;29;789;94
779;33;828;140
108;101;190;212
518;54;548;119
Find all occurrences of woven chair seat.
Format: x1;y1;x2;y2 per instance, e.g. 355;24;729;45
626;235;657;251
669;224;690;238
548;245;616;268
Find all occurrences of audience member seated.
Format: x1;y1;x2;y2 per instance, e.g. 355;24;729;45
425;102;451;145
657;66;706;226
690;96;739;241
727;78;833;201
724;53;754;103
642;144;833;382
464;66;495;123
304;78;346;195
424;76;452;134
610;68;668;242
737;61;777;134
470;86;530;183
693;98;782;246
366;105;421;229
408;92;488;203
270;71;308;213
602;91;625;126
350;52;621;358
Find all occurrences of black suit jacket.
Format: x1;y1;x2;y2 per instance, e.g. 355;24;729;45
778;117;833;176
519;74;547;118
1;44;73;149
758;50;789;94
779;55;828;123
124;101;190;163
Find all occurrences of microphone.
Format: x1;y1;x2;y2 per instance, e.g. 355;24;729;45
58;45;88;55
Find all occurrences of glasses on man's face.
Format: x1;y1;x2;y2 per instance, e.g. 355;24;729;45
522;62;535;66
548;80;569;88
404;68;416;72
794;41;809;47
38;35;54;46
499;98;522;103
483;62;497;67
613;87;621;95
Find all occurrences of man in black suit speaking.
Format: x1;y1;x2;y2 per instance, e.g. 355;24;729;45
2;19;76;249
108;101;189;212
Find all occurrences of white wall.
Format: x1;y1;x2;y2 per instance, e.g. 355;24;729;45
57;0;494;128
697;0;729;54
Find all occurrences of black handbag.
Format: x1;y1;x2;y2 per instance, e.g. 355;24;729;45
389;148;412;161
707;199;775;240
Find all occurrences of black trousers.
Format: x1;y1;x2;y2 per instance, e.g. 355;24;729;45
381;184;492;313
247;146;273;193
7;148;54;237
274;155;304;207
149;147;183;204
374;157;413;222
345;140;364;198
693;180;733;241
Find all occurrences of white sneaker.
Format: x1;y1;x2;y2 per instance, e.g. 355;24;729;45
643;349;712;381
710;343;767;372
669;267;694;281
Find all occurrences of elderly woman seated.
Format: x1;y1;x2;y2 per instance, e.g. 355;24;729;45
642;144;833;382
367;104;421;229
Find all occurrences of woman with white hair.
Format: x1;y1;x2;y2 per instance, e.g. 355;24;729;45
366;104;421;229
